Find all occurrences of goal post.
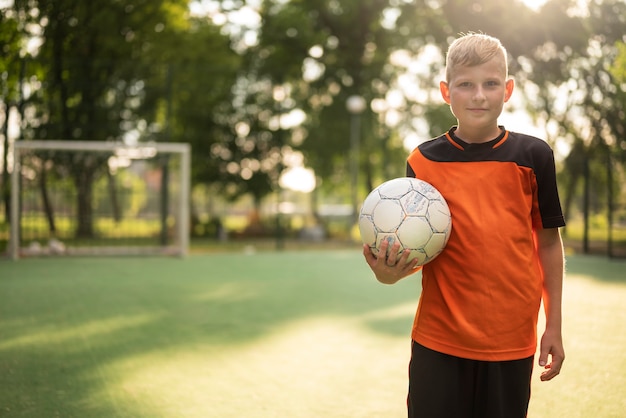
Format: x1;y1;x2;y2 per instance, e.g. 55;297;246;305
9;140;190;260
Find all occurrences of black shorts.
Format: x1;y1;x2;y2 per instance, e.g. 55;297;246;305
408;341;534;418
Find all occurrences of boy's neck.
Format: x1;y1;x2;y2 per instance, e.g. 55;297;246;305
454;125;503;144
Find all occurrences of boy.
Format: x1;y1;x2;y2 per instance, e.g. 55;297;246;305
362;33;565;418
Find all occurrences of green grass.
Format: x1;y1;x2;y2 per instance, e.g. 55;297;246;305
1;251;625;417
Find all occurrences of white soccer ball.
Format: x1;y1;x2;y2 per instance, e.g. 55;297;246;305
359;177;452;266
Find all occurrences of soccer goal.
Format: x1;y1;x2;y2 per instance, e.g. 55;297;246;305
9;140;190;259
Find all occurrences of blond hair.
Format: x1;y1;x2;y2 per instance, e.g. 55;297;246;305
445;33;508;82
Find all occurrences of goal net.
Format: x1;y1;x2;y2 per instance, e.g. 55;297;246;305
9;140;190;259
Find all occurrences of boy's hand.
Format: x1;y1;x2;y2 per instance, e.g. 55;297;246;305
538;329;565;381
362;238;421;284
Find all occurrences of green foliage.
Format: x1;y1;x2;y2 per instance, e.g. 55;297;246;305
2;0;626;232
611;41;626;83
93;169;147;218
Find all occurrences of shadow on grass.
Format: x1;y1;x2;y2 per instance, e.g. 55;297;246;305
0;250;418;417
565;253;626;284
3;250;625;417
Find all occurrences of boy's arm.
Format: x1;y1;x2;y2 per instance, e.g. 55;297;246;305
362;239;421;285
535;227;565;381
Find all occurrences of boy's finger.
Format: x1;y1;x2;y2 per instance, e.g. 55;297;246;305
539;352;564;381
540;364;558;381
538;346;549;367
378;238;389;257
362;244;373;260
386;241;403;266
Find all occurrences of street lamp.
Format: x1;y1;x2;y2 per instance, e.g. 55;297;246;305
346;95;367;228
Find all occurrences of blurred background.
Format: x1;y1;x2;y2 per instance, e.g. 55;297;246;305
1;0;625;257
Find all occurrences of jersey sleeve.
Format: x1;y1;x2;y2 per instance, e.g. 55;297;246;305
534;144;566;229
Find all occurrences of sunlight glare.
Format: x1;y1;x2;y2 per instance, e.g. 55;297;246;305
520;0;547;10
280;166;316;193
113;317;411;417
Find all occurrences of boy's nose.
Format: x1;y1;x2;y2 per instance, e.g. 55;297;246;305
472;87;486;101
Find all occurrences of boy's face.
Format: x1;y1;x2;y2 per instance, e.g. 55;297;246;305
440;57;514;138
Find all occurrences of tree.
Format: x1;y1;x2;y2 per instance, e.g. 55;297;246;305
519;0;626;251
136;14;242;225
4;0;625;247
8;0;239;238
33;0;196;237
0;4;36;223
246;0;448;213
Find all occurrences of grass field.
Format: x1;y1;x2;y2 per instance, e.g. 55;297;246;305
1;249;625;417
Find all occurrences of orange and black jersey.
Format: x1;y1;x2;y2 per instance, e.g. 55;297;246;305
406;127;565;361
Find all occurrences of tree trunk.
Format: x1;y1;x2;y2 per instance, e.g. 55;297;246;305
39;163;56;234
1;105;9;223
107;169;121;223
75;170;94;238
582;154;590;254
160;156;170;245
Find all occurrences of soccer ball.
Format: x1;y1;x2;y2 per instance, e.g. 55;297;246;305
359;177;452;266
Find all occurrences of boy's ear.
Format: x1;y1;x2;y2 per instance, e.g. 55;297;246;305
504;78;515;102
440;81;451;104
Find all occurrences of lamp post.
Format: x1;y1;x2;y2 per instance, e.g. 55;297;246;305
346;95;367;228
